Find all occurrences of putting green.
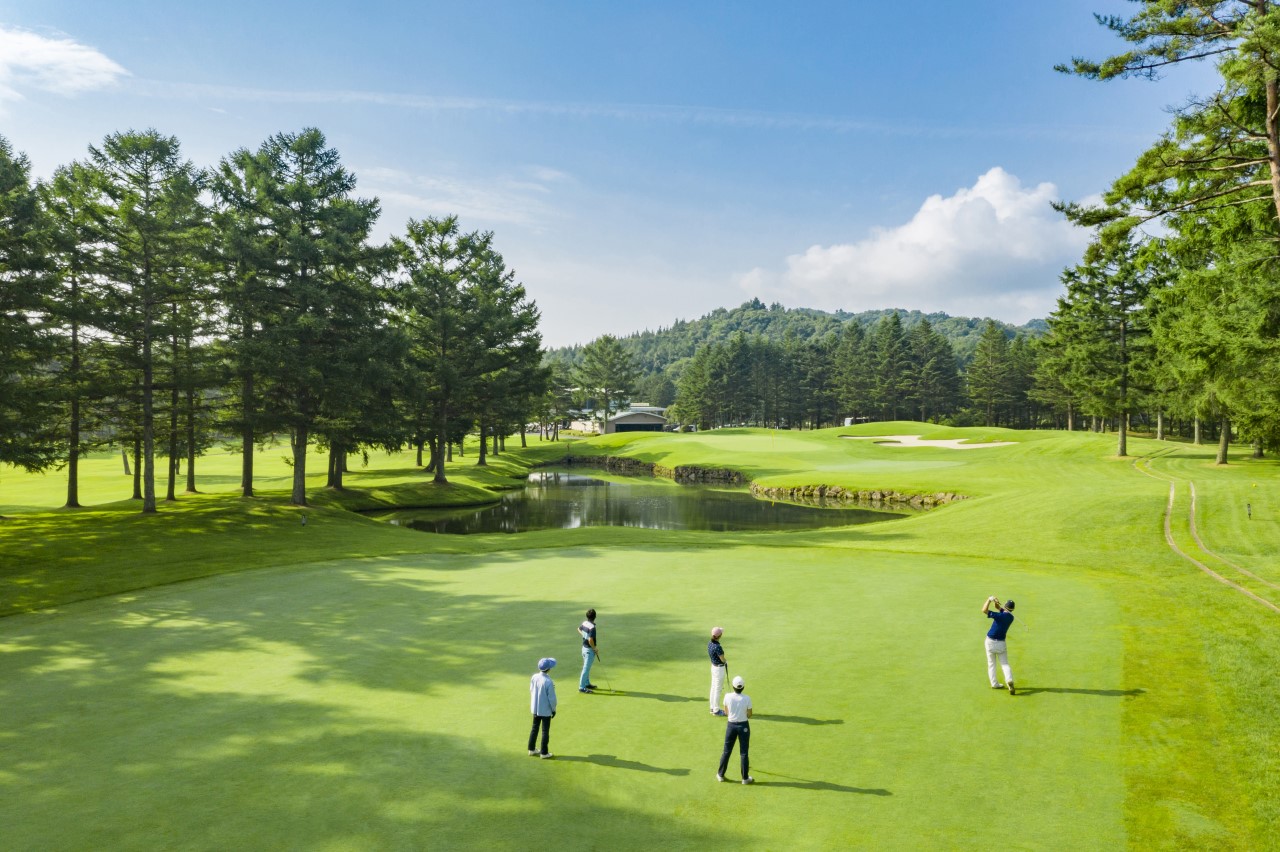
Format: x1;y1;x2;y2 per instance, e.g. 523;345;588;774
0;548;1123;849
2;425;1277;848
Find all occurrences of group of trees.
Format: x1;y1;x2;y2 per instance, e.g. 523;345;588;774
665;315;1039;431
0;128;545;511
1038;0;1280;460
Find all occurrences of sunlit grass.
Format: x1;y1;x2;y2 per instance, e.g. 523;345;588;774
1;425;1277;847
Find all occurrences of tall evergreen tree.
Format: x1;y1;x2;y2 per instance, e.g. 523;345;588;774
42;162;105;506
966;320;1013;427
239;129;381;505
0;136;58;474
576;334;639;431
88;130;204;513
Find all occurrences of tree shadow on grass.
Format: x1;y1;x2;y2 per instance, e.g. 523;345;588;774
1016;687;1146;698
753;714;843;726
556;754;689;775
754;770;891;796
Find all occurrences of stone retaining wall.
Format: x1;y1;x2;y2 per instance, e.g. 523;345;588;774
554;455;744;485
749;483;966;510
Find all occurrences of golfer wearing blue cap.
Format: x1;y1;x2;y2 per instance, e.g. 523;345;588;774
529;658;558;758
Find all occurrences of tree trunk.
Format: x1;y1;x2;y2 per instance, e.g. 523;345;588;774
185;385;198;493
132;438;142;499
1156;410;1164;441
477;417;489;466
240;322;255;497
329;443;344;490
1252;440;1264;459
167;381;180;501
415;438;423;468
521;426;527;448
291;425;308;505
142;333;157;513
65;309;82;508
433;403;449;485
1216;418;1230;465
122;445;131;475
1117;417;1128;457
1194;416;1202;446
66;396;81;508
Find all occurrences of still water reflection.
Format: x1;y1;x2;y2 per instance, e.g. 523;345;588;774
372;470;905;534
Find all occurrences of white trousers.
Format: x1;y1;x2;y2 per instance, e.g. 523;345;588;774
985;637;1014;687
710;664;727;711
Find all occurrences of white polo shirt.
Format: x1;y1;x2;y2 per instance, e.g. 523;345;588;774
723;691;752;722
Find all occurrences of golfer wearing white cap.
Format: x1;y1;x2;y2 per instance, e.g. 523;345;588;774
529;657;558;758
716;675;754;784
708;627;728;716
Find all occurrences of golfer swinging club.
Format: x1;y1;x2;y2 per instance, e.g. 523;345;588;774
982;595;1016;695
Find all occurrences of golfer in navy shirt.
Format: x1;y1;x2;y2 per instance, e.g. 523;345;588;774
983;595;1016;694
708;627;728;715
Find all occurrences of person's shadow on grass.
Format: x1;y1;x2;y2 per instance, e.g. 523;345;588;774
753;713;843;726
594;690;700;703
557;754;689;775
754;771;890;795
1015;687;1146;698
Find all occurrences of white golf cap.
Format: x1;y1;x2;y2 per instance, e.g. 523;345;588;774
732;675;744;689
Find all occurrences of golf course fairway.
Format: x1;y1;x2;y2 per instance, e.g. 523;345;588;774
1;424;1277;849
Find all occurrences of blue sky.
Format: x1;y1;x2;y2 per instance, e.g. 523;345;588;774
1;1;1219;346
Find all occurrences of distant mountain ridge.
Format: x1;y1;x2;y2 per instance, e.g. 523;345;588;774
547;299;1046;375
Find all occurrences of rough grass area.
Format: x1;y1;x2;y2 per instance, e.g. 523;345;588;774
1;426;1277;848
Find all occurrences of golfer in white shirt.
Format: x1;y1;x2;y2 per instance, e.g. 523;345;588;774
716;675;754;784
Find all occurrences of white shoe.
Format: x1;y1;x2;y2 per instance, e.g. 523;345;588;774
528;750;537;756
742;776;755;785
540;753;554;759
716;774;724;782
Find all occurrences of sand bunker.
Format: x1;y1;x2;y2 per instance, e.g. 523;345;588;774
842;434;1017;450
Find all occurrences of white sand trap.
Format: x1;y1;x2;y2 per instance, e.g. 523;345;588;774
842;434;1017;450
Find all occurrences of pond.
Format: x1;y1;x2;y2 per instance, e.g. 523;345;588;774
369;470;906;534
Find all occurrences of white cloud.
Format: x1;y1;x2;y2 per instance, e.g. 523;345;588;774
738;167;1091;322
0;26;127;104
358;165;568;231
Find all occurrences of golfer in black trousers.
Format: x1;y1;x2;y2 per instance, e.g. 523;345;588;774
716;675;754;784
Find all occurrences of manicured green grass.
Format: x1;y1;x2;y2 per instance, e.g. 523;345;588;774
1;426;1277;848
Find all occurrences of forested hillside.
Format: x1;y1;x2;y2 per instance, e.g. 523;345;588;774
546;299;1045;376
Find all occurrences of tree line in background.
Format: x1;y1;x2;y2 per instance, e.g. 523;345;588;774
555;314;1042;432
0;128;546;512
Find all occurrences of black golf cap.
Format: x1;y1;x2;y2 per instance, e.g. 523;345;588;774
1005;600;1016;610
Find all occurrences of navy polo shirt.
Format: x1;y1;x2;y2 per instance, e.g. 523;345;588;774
708;639;725;666
987;610;1014;640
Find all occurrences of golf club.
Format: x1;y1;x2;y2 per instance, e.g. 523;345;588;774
594;658;612;692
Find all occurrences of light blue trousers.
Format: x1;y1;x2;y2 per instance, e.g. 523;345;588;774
580;646;595;689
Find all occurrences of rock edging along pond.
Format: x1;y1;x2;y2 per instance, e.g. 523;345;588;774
750;483;966;509
555;454;745;485
549;454;964;509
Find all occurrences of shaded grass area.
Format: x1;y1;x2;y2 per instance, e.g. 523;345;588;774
2;425;1279;846
0;440;560;616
